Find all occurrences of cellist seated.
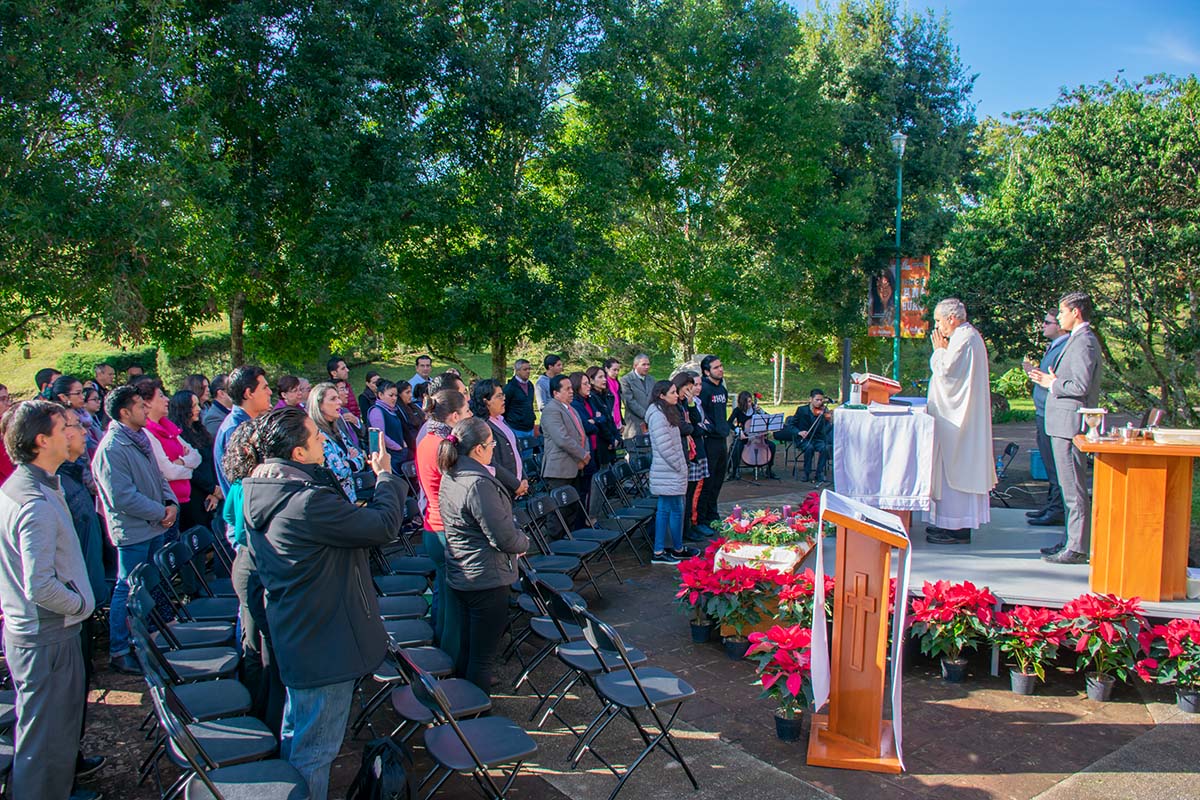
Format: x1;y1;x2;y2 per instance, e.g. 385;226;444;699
728;391;776;479
789;388;832;482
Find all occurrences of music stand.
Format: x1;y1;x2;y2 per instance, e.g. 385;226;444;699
735;413;785;482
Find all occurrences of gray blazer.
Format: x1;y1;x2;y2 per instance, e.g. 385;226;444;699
619;371;654;440
93;424;176;547
540;399;588;480
1044;325;1103;439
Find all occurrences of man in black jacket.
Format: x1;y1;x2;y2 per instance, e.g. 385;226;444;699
502;359;536;438
242;408;403;800
789;388;832;482
697;356;730;532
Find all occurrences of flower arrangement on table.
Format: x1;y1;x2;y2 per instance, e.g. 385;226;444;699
1136;617;1200;691
908;580;997;675
1057;593;1146;686
989;605;1066;682
714;497;821;573
746;624;813;722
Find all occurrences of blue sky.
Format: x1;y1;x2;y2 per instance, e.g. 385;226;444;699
788;0;1200;120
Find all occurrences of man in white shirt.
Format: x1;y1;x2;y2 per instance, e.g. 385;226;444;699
925;298;997;545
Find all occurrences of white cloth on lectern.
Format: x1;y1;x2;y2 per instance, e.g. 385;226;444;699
927;322;996;502
810;490;911;770
833;407;933;511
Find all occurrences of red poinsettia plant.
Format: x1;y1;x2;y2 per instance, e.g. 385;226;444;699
777;568;836;629
1058;593;1146;682
1135;617;1200;690
990;606;1067;681
746;624;813;719
704;564;780;637
908;580;997;661
674;539;726;624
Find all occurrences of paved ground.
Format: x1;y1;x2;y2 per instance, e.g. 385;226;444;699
77;421;1200;800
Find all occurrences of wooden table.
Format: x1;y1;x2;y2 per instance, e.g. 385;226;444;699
1076;434;1200;602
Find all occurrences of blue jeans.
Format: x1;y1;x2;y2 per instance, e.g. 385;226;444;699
280;679;356;800
654;495;684;553
109;534;165;657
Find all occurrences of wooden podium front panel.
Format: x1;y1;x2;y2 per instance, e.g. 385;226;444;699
828;528;892;749
1089;449;1192;602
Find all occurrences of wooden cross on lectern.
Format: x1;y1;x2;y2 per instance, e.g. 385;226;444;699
808;501;908;774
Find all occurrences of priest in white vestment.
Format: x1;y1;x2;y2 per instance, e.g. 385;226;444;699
924;298;997;544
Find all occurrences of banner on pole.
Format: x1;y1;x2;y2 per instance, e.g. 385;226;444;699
867;256;930;338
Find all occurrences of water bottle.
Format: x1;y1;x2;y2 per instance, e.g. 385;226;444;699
995;456;1004;475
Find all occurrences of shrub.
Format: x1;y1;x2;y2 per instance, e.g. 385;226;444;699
57;345;160;379
993;366;1031;399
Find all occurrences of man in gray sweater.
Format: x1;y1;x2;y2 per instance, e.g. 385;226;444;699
0;400;98;800
93;385;178;675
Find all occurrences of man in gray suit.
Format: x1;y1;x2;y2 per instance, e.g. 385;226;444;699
619;354;654;440
540;375;590;493
1030;291;1102;564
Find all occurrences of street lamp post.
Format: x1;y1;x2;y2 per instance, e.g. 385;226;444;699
890;130;907;383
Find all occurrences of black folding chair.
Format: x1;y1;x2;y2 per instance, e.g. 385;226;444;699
153;541;239;623
143;681;307;800
390;649;491;743
179;526;236;597
508;568;584;702
128;564;235;650
525;496;607;598
127;567;240;684
407;669;537;799
570;610;698;800
350;644;454;738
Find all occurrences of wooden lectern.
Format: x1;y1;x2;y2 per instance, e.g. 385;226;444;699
808;507;909;774
1076;435;1200;602
854;373;902;406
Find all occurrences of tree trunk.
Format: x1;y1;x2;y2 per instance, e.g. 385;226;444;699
490;334;509;382
229;291;246;368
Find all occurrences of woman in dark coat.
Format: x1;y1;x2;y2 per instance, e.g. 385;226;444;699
436;417;529;693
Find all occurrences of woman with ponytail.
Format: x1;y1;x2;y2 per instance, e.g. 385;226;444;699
437;417;529;692
414;388;471;662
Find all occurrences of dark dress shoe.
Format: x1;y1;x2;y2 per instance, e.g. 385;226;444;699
926;529;971;545
76;754;106;779
1039;542;1066;556
69;790;103;800
1025;509;1046;518
109;653;141;675
1043;549;1088;564
1028;511;1065;526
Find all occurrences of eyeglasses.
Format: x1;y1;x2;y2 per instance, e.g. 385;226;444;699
64;422;83;430
68;390;84;396
1043;318;1057;324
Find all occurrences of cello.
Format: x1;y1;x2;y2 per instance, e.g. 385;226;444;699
741;405;773;469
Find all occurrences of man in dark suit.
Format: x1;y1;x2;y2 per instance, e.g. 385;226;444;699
1030;292;1102;564
502;359;536;439
1023;311;1070;526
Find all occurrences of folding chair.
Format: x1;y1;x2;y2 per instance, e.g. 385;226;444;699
610;460;658;510
143;683;306;800
153;541;239;623
207;519;235;577
390;649;491;743
126;569;240;684
407;670;537;799
179;526;236;597
528;578;646;734
350;644;454;738
128;564;235;650
524;496;607;598
989;442;1035;508
508;568;584;701
547;485;626;582
512;508;581;577
570;610;698;800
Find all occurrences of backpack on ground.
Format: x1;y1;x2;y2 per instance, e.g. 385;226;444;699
346;736;414;800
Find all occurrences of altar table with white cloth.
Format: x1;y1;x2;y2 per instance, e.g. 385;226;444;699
833;406;934;512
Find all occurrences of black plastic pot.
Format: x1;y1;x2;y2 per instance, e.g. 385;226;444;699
1085;672;1116;702
1177;688;1200;714
723;636;749;660
774;712;804;742
690;621;716;644
1010;669;1038;696
940;657;968;683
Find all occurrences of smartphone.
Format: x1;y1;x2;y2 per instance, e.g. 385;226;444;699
368;427;382;453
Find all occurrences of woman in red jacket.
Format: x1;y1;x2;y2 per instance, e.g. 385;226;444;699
414;388;470;660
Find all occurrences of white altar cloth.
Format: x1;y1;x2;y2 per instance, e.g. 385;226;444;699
833;406;934;512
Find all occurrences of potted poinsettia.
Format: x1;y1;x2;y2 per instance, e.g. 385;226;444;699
990;606;1066;695
777;568;835;630
908;580;997;682
1058;593;1146;702
705;564;774;660
675;554;720;642
1135;617;1200;713
746;624;813;741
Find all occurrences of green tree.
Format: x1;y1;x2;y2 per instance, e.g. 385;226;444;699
574;0;844;361
935;76;1200;423
384;0;605;380
796;0;977;336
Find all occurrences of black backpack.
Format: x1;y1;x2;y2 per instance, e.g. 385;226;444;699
346;737;414;800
